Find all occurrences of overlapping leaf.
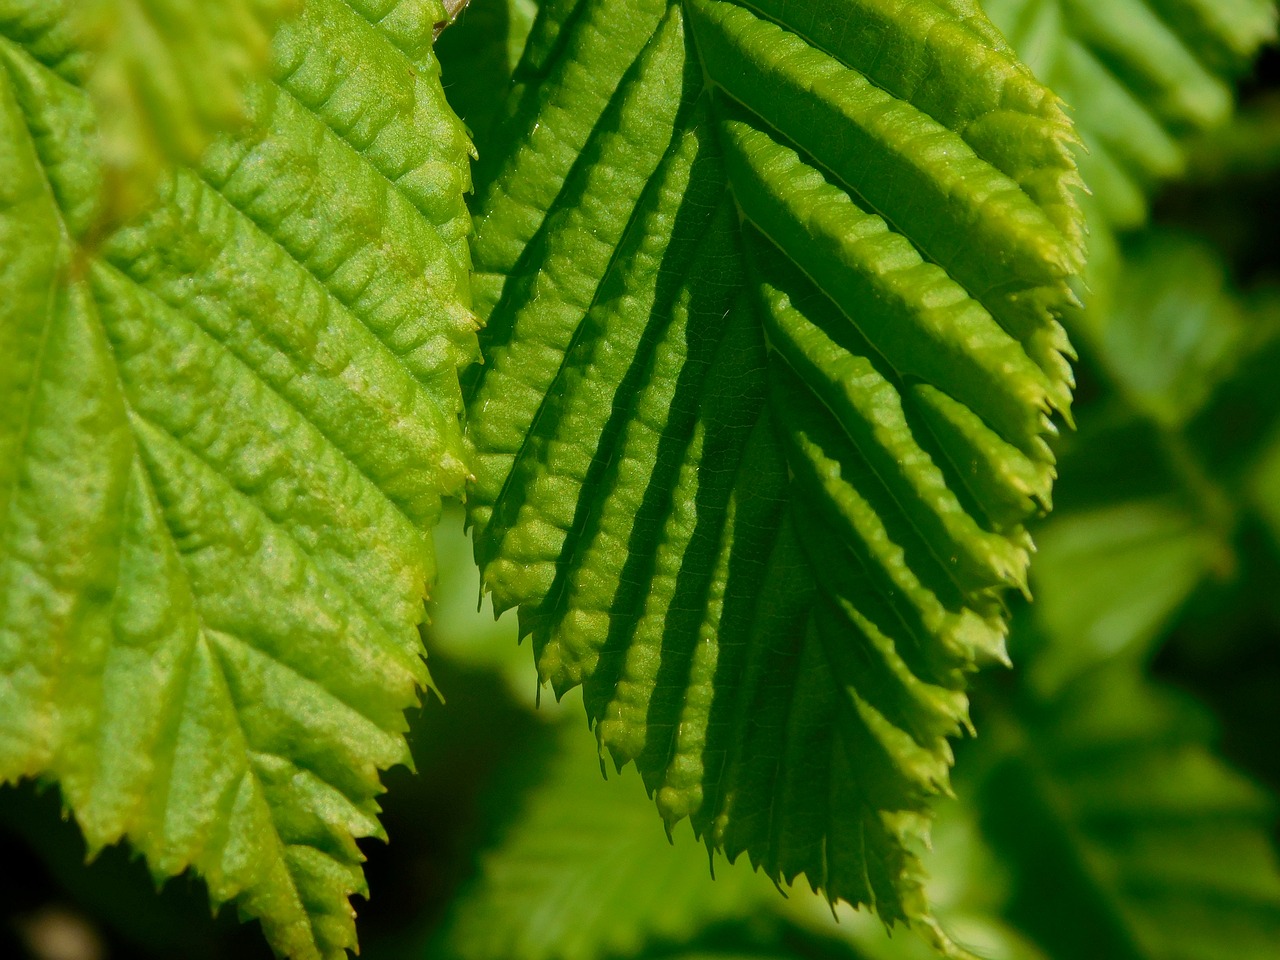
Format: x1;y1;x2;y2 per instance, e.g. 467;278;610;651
465;0;1084;934
985;0;1278;231
79;0;299;222
0;1;475;956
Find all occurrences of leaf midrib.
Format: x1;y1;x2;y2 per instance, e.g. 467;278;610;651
12;126;342;960
0;43;65;640
684;117;1005;610
7;20;464;513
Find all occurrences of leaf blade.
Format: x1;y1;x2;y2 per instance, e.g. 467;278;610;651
466;0;1083;935
0;2;475;956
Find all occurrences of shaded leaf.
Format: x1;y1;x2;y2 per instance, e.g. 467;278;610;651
1076;233;1248;428
434;697;1053;960
440;718;777;960
978;665;1280;960
1026;498;1228;696
465;0;1083;938
1029;233;1271;685
1247;419;1280;551
435;0;538;145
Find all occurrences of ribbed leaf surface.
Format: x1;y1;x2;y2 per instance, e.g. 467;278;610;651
0;1;475;957
985;0;1278;229
465;0;1083;933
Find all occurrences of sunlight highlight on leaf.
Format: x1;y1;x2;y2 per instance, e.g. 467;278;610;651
0;1;475;956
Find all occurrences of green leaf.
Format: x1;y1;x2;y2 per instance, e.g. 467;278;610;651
1076;232;1248;428
1026;497;1228;696
465;0;1083;938
0;1;476;957
977;664;1280;960
29;0;299;225
1247;417;1280;551
437;648;1280;960
436;707;1047;960
1026;232;1267;688
985;0;1278;230
440;717;779;960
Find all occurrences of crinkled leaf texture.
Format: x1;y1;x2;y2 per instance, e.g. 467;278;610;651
0;1;476;957
465;0;1083;939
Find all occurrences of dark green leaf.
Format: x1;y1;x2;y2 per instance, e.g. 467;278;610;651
465;0;1084;938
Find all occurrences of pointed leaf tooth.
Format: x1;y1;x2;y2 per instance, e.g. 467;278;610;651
690;0;1078;385
750;230;1033;597
465;0;1082;938
718;105;1059;459
0;3;475;956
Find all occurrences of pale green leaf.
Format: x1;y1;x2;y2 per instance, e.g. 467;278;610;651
12;0;298;224
465;0;1084;939
0;1;476;957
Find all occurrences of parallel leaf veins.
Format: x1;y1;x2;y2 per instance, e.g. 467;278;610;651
465;0;1084;937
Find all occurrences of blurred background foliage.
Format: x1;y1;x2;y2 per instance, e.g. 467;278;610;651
4;2;1280;958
